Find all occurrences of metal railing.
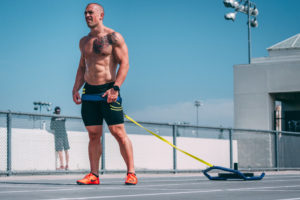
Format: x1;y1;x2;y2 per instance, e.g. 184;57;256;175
1;110;300;176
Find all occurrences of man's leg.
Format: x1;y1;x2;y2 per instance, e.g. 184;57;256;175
77;98;102;184
64;150;69;170
57;151;64;169
109;124;135;173
86;125;103;175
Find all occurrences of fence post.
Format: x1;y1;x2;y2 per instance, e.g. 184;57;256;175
172;125;177;173
229;129;233;169
7;111;12;176
275;131;279;171
101;132;106;174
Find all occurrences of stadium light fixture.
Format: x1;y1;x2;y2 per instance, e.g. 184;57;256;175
225;12;237;21
33;101;52;129
223;0;259;64
250;17;258;27
223;0;239;8
33;101;52;114
194;100;203;136
251;6;259;16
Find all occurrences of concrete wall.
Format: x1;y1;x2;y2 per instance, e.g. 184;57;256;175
234;57;300;130
0;128;238;171
0;128;7;171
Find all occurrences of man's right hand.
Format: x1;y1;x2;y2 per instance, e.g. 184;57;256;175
73;91;82;104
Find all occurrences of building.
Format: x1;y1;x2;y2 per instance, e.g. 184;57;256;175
234;33;300;131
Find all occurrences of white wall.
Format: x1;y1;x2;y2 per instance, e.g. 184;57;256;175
11;128;55;171
0;128;7;171
1;128;238;171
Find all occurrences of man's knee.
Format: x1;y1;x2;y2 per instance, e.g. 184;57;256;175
110;125;127;142
88;131;102;142
86;126;102;141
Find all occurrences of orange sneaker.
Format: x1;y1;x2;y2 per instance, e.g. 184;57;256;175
125;173;138;185
77;173;100;185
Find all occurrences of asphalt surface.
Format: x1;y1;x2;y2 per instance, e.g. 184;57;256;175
1;172;300;200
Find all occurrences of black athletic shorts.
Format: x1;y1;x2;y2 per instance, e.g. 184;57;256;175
81;82;124;126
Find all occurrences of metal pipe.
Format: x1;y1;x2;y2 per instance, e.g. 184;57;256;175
275;131;279;171
101;132;106;174
247;0;251;64
172;125;177;173
0;110;82;120
229;129;233;169
6;111;12;176
1;110;299;135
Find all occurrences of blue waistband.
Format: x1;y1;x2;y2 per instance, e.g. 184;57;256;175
81;93;121;102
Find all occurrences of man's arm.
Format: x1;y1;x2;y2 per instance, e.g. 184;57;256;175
112;32;129;88
103;32;129;103
49;117;55;134
50;117;54;130
72;39;86;104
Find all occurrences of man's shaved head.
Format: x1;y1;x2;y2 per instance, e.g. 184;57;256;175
86;3;104;16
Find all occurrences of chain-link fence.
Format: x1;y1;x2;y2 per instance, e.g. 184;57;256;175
1;110;300;176
233;129;275;169
0;112;7;173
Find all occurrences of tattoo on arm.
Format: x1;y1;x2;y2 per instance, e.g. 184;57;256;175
107;32;118;45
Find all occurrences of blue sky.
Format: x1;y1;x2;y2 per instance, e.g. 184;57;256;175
0;0;299;126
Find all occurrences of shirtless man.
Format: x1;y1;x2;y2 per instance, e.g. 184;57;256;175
72;3;137;185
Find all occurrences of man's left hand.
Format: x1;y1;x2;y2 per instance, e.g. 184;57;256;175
102;88;118;103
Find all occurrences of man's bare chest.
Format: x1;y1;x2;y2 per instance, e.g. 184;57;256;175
83;33;117;57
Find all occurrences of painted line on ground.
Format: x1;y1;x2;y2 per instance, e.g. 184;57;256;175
1;178;298;187
131;181;212;188
249;189;299;192
104;178;203;183
0;182;207;195
263;179;300;183
42;189;224;200
40;184;300;200
1;181;300;199
1;181;300;195
0;178;204;186
99;179;201;185
227;184;300;191
264;175;300;180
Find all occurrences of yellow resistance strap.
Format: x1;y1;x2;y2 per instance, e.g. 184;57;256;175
124;115;214;167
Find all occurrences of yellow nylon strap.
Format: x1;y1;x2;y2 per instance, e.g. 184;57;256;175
124;115;214;167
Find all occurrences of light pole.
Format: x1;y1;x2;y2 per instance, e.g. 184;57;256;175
223;0;259;64
194;100;203;136
33;101;52;114
33;101;52;129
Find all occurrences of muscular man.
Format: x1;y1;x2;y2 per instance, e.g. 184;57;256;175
72;3;137;185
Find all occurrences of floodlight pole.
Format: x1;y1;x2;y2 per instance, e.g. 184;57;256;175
194;100;202;136
33;101;52;113
33;101;52;129
224;0;258;64
247;0;251;64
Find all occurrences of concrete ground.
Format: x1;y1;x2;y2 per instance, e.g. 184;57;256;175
1;171;300;200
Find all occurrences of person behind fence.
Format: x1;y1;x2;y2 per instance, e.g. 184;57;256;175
50;106;70;170
72;3;137;185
